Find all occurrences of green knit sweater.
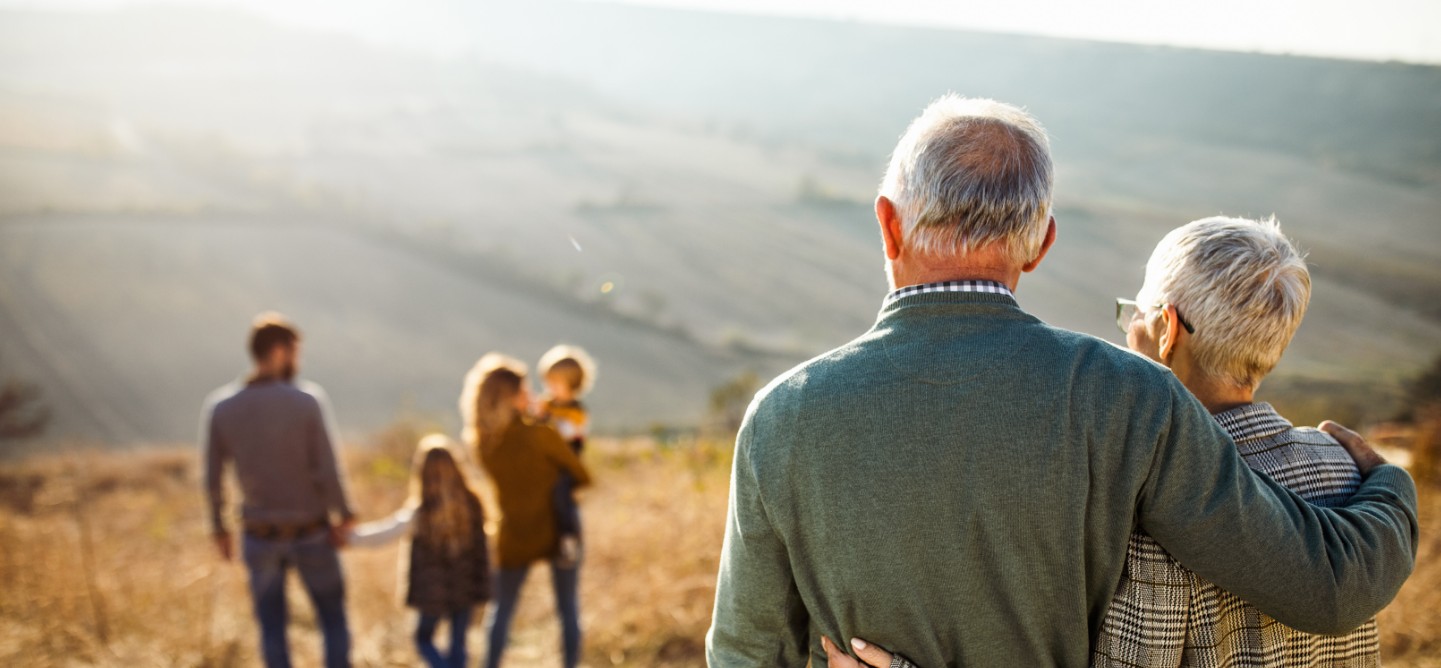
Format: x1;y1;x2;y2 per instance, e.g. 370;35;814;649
706;292;1417;667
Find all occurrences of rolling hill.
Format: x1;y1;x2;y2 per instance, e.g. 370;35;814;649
0;3;1437;448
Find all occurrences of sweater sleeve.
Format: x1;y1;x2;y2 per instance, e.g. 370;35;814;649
706;410;810;667
348;507;415;548
306;388;355;521
1137;381;1418;635
201;401;229;535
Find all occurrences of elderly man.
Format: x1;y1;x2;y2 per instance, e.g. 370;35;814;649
705;96;1417;667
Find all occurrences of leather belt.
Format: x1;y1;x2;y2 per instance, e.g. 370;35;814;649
243;518;330;540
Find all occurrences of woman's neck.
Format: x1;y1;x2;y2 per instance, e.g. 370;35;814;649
1175;366;1255;414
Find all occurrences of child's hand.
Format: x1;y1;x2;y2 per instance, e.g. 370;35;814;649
214;532;234;561
330;518;355;548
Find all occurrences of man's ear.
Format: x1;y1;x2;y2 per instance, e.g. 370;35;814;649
876;196;903;261
1021;216;1057;273
1157;304;1183;363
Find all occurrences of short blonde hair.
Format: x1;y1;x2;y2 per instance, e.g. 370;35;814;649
879;94;1054;266
538;344;596;396
1137;216;1311;389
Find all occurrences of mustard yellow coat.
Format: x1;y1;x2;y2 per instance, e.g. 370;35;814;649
478;416;592;568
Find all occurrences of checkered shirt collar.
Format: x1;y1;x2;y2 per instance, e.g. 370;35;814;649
883;280;1015;307
1212;402;1293;444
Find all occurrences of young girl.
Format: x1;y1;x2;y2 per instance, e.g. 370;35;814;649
460;352;592;668
350;434;490;668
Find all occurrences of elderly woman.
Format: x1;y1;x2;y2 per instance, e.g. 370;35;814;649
829;216;1382;668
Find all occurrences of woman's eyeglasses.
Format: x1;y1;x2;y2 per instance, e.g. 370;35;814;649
1115;298;1195;335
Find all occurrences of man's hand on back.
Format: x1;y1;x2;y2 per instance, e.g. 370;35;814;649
1319;421;1387;475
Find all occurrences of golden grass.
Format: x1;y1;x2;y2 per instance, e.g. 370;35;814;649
1377;489;1441;667
0;435;1437;667
0;439;730;667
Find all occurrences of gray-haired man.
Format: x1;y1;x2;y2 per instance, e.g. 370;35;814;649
705;96;1417;667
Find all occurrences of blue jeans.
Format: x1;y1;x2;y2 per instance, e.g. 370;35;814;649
552;471;582;537
484;561;580;668
242;531;350;668
553;437;585;538
416;608;473;668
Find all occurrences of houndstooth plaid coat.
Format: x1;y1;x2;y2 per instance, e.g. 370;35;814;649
1092;403;1379;668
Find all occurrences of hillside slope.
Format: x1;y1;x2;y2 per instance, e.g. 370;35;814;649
0;5;1437;446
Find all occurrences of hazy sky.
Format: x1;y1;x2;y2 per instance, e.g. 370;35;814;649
2;0;1438;65
619;0;1441;64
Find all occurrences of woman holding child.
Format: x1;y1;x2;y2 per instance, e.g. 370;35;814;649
461;351;593;668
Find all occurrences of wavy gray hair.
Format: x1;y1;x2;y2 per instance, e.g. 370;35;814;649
879;95;1054;266
1137;216;1311;389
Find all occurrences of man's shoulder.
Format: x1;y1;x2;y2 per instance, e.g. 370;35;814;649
209;379;324;413
1037;324;1180;391
1032;321;1140;361
742;331;908;433
204;380;243;407
292;379;329;404
751;338;866;406
753;321;1176;404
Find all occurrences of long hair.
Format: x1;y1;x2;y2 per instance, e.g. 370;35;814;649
407;434;483;557
460;352;529;453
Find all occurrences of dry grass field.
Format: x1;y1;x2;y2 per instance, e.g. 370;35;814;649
0;429;1437;667
0;433;731;667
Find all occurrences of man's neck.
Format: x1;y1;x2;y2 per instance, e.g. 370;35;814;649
888;255;1022;292
248;368;291;384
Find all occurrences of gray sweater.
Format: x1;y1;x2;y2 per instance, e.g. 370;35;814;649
202;377;355;534
706;291;1418;667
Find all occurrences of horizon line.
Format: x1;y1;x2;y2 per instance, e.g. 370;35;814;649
592;0;1441;67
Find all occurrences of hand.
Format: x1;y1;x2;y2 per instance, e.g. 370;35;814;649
1319;421;1387;475
822;636;902;668
330;518;355;548
214;532;234;561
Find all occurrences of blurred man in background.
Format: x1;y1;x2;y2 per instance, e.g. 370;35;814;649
202;312;355;668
